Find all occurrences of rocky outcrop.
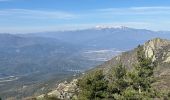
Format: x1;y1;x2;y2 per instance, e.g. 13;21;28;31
144;38;170;62
37;79;78;100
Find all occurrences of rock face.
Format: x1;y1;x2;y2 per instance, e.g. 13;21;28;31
144;38;170;62
38;79;78;100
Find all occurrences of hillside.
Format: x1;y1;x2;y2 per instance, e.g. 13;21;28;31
98;38;170;91
41;38;170;100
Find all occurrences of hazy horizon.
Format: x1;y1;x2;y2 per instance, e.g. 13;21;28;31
0;26;170;34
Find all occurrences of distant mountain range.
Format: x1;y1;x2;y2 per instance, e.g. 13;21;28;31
1;27;170;99
25;27;170;49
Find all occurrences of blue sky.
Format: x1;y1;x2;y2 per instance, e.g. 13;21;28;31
0;0;170;33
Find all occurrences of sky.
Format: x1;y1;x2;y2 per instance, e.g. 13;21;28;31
0;0;170;33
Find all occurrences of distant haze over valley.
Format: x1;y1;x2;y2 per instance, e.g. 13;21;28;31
1;27;170;98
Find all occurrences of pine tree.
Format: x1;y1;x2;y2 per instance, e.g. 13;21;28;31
107;63;129;99
77;69;108;100
128;45;157;98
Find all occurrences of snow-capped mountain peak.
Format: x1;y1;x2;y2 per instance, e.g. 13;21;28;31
94;25;129;30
